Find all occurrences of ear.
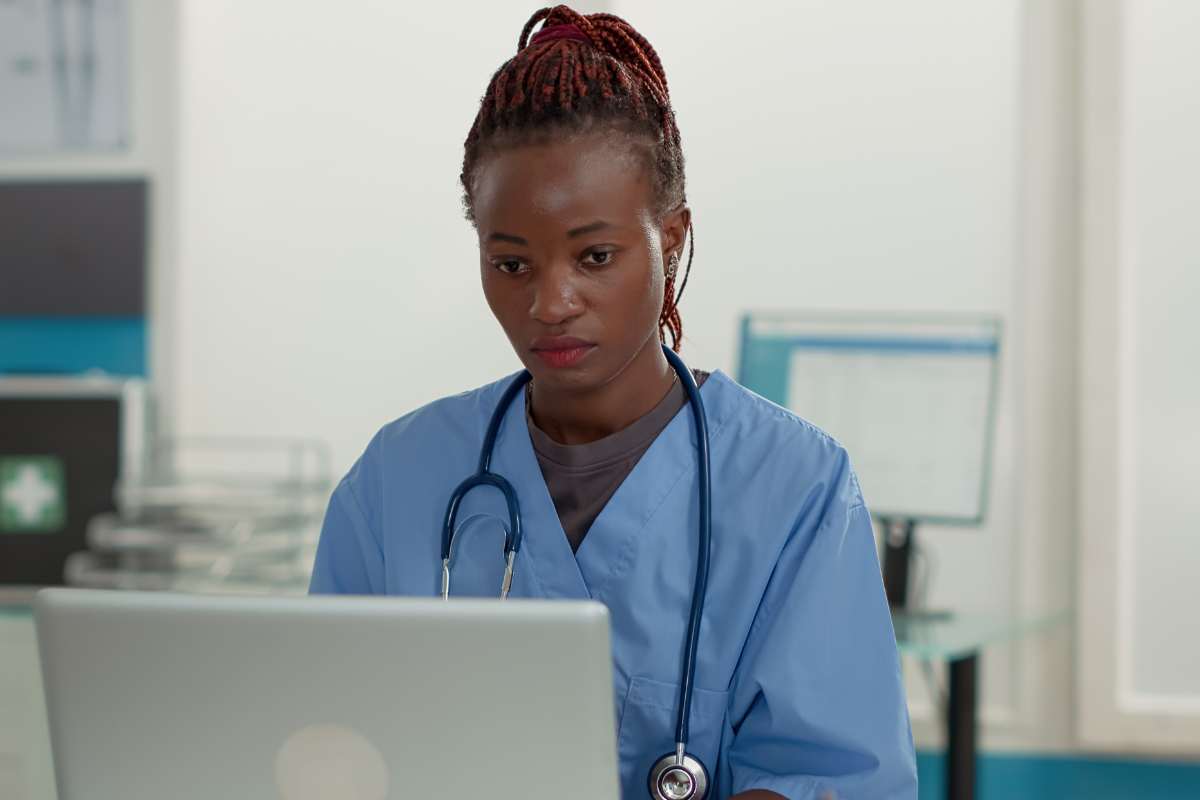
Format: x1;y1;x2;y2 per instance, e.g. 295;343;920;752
659;203;692;264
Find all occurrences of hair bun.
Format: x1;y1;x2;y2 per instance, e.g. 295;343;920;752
518;5;670;102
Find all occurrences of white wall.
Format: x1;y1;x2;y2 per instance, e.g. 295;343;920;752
1120;0;1200;704
173;0;601;472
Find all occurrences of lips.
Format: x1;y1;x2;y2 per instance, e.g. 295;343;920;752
531;336;596;369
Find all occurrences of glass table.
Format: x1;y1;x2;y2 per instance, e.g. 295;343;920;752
893;609;1070;800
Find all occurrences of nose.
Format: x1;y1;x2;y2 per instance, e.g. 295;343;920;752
529;260;583;325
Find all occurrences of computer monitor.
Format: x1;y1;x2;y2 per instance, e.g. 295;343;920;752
739;312;1001;524
739;312;1002;608
0;180;146;317
0;377;148;586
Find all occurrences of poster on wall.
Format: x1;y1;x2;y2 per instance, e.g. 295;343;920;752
0;0;129;153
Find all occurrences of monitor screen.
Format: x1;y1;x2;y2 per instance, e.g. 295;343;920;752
0;180;146;316
740;314;1001;524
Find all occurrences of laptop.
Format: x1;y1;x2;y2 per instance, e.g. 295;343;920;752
34;588;619;800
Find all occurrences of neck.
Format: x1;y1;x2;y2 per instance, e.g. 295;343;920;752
530;337;675;445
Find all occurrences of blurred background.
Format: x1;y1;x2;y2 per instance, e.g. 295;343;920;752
1;0;1198;798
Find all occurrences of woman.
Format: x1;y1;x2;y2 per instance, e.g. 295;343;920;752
311;6;916;799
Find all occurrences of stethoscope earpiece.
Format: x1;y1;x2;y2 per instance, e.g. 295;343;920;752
648;749;709;800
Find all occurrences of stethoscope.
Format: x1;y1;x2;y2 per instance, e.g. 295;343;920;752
440;344;713;800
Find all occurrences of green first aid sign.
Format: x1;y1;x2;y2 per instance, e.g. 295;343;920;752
0;456;66;533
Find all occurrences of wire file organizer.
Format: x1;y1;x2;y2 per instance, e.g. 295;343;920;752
65;437;333;594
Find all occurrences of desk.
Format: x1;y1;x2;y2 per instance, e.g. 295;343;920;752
2;594;1063;800
0;603;54;800
894;611;1068;800
1;581;302;800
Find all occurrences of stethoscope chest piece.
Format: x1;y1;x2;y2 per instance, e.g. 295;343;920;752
648;750;709;800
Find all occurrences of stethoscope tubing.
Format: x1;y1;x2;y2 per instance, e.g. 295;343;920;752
441;345;711;759
440;371;533;565
662;346;712;751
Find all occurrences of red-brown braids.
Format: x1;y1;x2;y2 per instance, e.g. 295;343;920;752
461;5;694;352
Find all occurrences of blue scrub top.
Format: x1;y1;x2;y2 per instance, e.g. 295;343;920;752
310;369;917;799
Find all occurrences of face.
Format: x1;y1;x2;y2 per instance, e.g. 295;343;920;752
471;132;688;393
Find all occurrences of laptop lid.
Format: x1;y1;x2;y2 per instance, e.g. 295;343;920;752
35;589;619;800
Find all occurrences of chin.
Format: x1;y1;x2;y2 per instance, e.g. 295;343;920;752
520;357;607;393
528;365;599;392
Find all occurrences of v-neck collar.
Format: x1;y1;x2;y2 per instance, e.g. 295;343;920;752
524;373;688;468
487;380;588;600
488;369;732;604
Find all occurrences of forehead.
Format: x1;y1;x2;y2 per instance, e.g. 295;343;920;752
471;134;654;230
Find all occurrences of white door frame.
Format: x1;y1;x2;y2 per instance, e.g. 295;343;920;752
1076;0;1200;752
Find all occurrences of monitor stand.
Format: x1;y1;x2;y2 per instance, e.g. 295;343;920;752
879;517;952;621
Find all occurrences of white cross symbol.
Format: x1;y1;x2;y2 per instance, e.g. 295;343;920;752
2;464;60;524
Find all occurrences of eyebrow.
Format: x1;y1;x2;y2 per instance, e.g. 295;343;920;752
486;221;614;246
487;232;528;245
567;220;613;238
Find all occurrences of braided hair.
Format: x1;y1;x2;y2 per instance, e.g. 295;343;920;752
461;5;694;351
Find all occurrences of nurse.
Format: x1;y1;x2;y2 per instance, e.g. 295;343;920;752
310;5;917;799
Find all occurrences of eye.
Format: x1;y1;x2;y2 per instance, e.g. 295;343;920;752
492;258;528;275
582;249;615;267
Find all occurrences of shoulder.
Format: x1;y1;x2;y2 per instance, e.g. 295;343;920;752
370;373;521;454
708;370;842;446
338;372;524;503
704;370;865;510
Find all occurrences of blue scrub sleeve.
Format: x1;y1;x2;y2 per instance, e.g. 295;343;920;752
309;446;386;595
727;477;917;798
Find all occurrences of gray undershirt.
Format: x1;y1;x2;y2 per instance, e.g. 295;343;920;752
526;370;710;553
